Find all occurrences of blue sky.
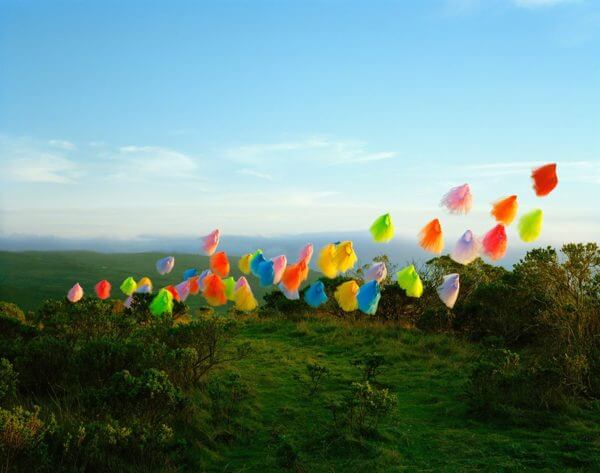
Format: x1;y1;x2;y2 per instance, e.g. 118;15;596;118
0;0;598;246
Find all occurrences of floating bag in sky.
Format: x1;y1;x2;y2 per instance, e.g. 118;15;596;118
531;163;558;197
451;230;480;265
482;224;507;261
120;277;137;296
419;218;444;254
150;288;173;316
364;262;387;284
94;280;111;300
210;251;230;278
272;255;287;285
156;256;175;275
519;209;543;242
357;280;381;315
370;213;395;243
491;195;518;225
441;184;472;214
201;229;220;256
202;274;227;306
396;265;423;298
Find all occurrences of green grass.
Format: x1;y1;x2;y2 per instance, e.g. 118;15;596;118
196;315;600;472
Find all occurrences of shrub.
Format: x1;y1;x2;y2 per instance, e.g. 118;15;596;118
351;353;387;383
164;315;250;388
260;290;308;319
293;361;329;397
0;302;26;323
0;405;54;471
86;369;184;423
0;358;17;403
15;336;73;393
330;381;397;435
375;284;421;323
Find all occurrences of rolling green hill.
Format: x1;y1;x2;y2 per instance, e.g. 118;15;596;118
0;251;287;311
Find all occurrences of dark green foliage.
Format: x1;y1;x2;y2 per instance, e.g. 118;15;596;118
0;405;55;472
351;353;387;382
461;243;600;409
0;359;17;403
373;283;422;322
260;289;308;319
0;295;244;471
418;255;508;335
466;348;529;415
0;302;26;323
86;369;184;422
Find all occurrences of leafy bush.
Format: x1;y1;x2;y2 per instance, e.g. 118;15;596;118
455;243;600;413
86;369;184;423
164;315;251;388
0;294;246;471
329;381;397;435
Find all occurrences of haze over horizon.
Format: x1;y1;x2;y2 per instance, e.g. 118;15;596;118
1;0;598;247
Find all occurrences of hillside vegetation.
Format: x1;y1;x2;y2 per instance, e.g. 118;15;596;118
0;243;599;471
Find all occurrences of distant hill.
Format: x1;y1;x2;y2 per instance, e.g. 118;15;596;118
0;251;305;312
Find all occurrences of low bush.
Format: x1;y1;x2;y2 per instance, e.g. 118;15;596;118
329;381;397;435
293;361;330;397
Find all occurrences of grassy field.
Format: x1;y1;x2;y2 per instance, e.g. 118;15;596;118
0;251;290;311
198;314;600;471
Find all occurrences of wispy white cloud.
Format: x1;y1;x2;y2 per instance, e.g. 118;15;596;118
237;168;274;181
0;135;203;185
226;137;397;166
48;139;76;150
106;145;201;181
4;155;78;184
0;135;80;184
